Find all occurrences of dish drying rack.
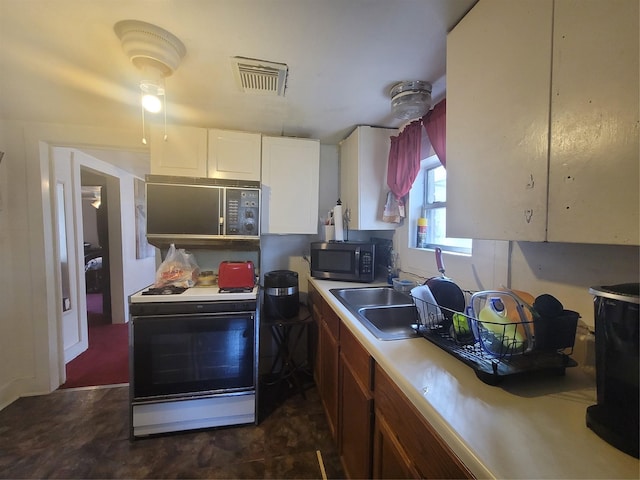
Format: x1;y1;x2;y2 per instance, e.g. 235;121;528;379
410;292;578;385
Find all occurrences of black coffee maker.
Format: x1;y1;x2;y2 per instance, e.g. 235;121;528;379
586;283;639;458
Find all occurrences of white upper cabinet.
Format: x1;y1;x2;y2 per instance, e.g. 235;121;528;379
149;125;208;177
340;126;397;231
547;0;639;244
261;136;320;234
207;129;262;181
446;0;638;245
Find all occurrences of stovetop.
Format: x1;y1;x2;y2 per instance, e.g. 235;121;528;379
130;285;259;303
141;285;189;296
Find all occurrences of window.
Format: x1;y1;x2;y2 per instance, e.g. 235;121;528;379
408;155;472;254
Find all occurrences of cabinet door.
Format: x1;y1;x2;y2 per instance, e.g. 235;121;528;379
446;0;553;240
308;283;321;384
340;126;397;231
150;125;207;177
318;320;339;440
261;136;320;234
207;129;261;181
340;358;373;479
313;293;340;441
374;364;473;479
373;412;421;480
339;326;374;479
547;0;639;245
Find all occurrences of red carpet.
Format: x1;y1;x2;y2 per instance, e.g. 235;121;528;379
60;294;129;388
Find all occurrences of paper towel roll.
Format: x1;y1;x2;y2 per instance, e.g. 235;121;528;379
334;203;344;241
323;225;335;242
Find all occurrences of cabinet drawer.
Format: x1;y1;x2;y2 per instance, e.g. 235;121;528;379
374;364;473;479
341;325;373;391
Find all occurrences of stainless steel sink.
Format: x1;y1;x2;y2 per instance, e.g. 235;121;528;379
330;287;419;340
332;286;413;308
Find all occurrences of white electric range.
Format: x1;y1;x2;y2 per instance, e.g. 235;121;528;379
127;283;260;438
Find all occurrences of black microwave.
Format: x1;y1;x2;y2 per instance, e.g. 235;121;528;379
310;241;375;283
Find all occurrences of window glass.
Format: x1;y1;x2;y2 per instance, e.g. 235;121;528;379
410;155;472;254
427;165;446;203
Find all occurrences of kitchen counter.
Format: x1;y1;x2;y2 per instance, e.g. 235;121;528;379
310;278;639;479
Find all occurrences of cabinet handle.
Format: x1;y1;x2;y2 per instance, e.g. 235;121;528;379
524;209;533;223
526;173;535;189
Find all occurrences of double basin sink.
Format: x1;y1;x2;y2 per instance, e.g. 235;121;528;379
330;286;419;340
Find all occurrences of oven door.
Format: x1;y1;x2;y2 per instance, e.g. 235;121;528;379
131;312;256;401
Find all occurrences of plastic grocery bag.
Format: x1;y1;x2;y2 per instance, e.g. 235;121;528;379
154;244;200;288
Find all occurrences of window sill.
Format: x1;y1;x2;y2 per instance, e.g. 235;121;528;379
411;246;472;256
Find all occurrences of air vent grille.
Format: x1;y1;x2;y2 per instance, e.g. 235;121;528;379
231;57;288;96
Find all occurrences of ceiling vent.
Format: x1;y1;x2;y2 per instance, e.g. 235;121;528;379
231;57;288;96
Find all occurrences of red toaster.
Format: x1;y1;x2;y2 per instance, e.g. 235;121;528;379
218;261;256;290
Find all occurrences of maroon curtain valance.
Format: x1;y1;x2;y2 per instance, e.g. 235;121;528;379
386;119;423;199
422;98;446;168
386;99;447;200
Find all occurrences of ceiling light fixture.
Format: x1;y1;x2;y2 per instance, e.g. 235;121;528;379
82;186;102;209
390;80;432;120
114;20;186;144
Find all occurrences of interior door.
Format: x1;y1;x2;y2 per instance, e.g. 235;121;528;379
53;148;88;364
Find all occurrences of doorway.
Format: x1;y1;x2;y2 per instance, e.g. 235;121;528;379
61;166;132;389
56;152;134;389
37;139;153;396
81;169;111;321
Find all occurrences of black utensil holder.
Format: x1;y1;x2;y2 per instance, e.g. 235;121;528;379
534;310;579;351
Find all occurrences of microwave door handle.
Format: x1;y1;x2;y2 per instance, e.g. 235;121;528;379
354;249;360;275
219;187;225;236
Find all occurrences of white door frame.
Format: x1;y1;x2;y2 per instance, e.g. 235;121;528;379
50;147;126;385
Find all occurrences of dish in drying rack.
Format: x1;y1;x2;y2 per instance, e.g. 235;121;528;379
410;289;579;385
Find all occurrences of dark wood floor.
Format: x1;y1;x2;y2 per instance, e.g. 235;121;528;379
0;379;344;479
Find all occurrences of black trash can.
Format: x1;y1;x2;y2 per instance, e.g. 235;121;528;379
586;283;639;458
264;270;300;319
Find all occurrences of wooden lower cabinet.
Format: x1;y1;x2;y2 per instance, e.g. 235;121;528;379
309;281;473;479
309;283;339;440
318;320;339;439
339;326;374;479
373;412;421;479
374;364;474;479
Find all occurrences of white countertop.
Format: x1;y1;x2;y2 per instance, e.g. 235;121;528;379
310;278;639;479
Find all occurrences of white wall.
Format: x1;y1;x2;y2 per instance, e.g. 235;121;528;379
509;241;639;325
0;120;23;410
395;214;639;329
0;120;45;409
0;120;155;410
